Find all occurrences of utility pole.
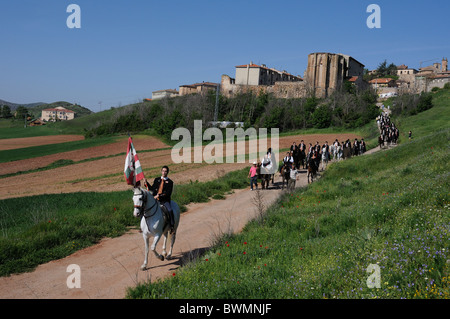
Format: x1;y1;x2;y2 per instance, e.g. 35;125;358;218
214;83;220;122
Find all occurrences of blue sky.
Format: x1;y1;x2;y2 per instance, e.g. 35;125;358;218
1;0;449;112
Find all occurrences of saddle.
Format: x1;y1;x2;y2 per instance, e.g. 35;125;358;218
143;203;172;232
160;204;170;226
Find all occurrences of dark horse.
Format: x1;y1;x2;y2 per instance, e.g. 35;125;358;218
280;164;291;190
307;155;318;184
257;163;272;189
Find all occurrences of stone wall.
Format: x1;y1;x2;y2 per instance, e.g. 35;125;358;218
221;74;309;99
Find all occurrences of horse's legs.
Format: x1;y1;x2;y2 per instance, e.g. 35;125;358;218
151;233;164;261
162;233;168;257
141;234;149;270
167;232;176;260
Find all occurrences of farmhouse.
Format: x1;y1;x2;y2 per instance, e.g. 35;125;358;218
41;106;75;122
152;89;179;100
369;78;396;88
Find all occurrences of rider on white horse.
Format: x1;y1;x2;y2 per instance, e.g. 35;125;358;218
145;166;175;233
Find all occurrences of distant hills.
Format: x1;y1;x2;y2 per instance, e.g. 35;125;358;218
0;99;93;119
0;99;46;110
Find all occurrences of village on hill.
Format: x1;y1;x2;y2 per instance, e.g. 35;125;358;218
150;53;449;103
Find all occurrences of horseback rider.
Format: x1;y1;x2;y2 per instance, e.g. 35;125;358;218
145;166;175;233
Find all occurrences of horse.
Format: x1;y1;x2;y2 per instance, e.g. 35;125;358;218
307;157;317;184
330;144;337;161
321;146;329;171
280;164;291;190
378;135;384;149
337;145;343;161
257;163;271;189
132;187;181;270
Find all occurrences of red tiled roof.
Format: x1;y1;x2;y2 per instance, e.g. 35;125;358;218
42;108;75;113
369;78;395;84
180;82;218;88
235;63;265;69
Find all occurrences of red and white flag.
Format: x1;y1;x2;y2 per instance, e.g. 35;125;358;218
124;137;145;186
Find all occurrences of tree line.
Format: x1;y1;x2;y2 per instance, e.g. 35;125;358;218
85;85;381;139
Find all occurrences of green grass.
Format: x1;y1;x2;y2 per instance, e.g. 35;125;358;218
392;89;450;143
126;90;450;299
0;119;63;139
0;167;250;277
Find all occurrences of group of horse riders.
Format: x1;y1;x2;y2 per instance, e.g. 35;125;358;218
377;113;399;147
283;138;367;170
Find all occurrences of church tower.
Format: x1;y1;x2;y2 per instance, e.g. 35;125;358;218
442;57;448;72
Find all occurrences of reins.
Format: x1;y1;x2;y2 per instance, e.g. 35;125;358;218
134;190;158;218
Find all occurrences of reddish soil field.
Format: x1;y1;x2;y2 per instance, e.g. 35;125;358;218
0;133;361;199
0;135;85;151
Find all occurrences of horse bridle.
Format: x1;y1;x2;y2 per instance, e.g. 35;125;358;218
133;190;158;218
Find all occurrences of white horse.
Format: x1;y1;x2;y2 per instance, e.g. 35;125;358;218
321;147;329;171
132;187;180;270
337;145;343;161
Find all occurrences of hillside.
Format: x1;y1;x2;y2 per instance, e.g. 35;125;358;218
0;99;93;119
0;99;45;111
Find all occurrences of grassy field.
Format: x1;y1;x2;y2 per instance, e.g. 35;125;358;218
0;167;250;277
126;90;450;299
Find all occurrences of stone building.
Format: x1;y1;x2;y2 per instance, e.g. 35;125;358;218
151;89;179;100
41;106;75;121
414;57;449;92
220;62;304;98
179;82;218;96
234;62;302;86
304;52;365;98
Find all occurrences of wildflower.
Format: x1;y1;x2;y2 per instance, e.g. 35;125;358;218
172;273;176;276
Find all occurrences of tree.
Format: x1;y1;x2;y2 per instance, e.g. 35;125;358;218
312;104;332;128
1;105;12;118
376;60;397;78
15;106;29;119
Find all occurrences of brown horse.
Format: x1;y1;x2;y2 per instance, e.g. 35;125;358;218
307;156;317;184
280;164;291;190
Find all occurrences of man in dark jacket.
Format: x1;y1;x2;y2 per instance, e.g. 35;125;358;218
145;165;174;233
